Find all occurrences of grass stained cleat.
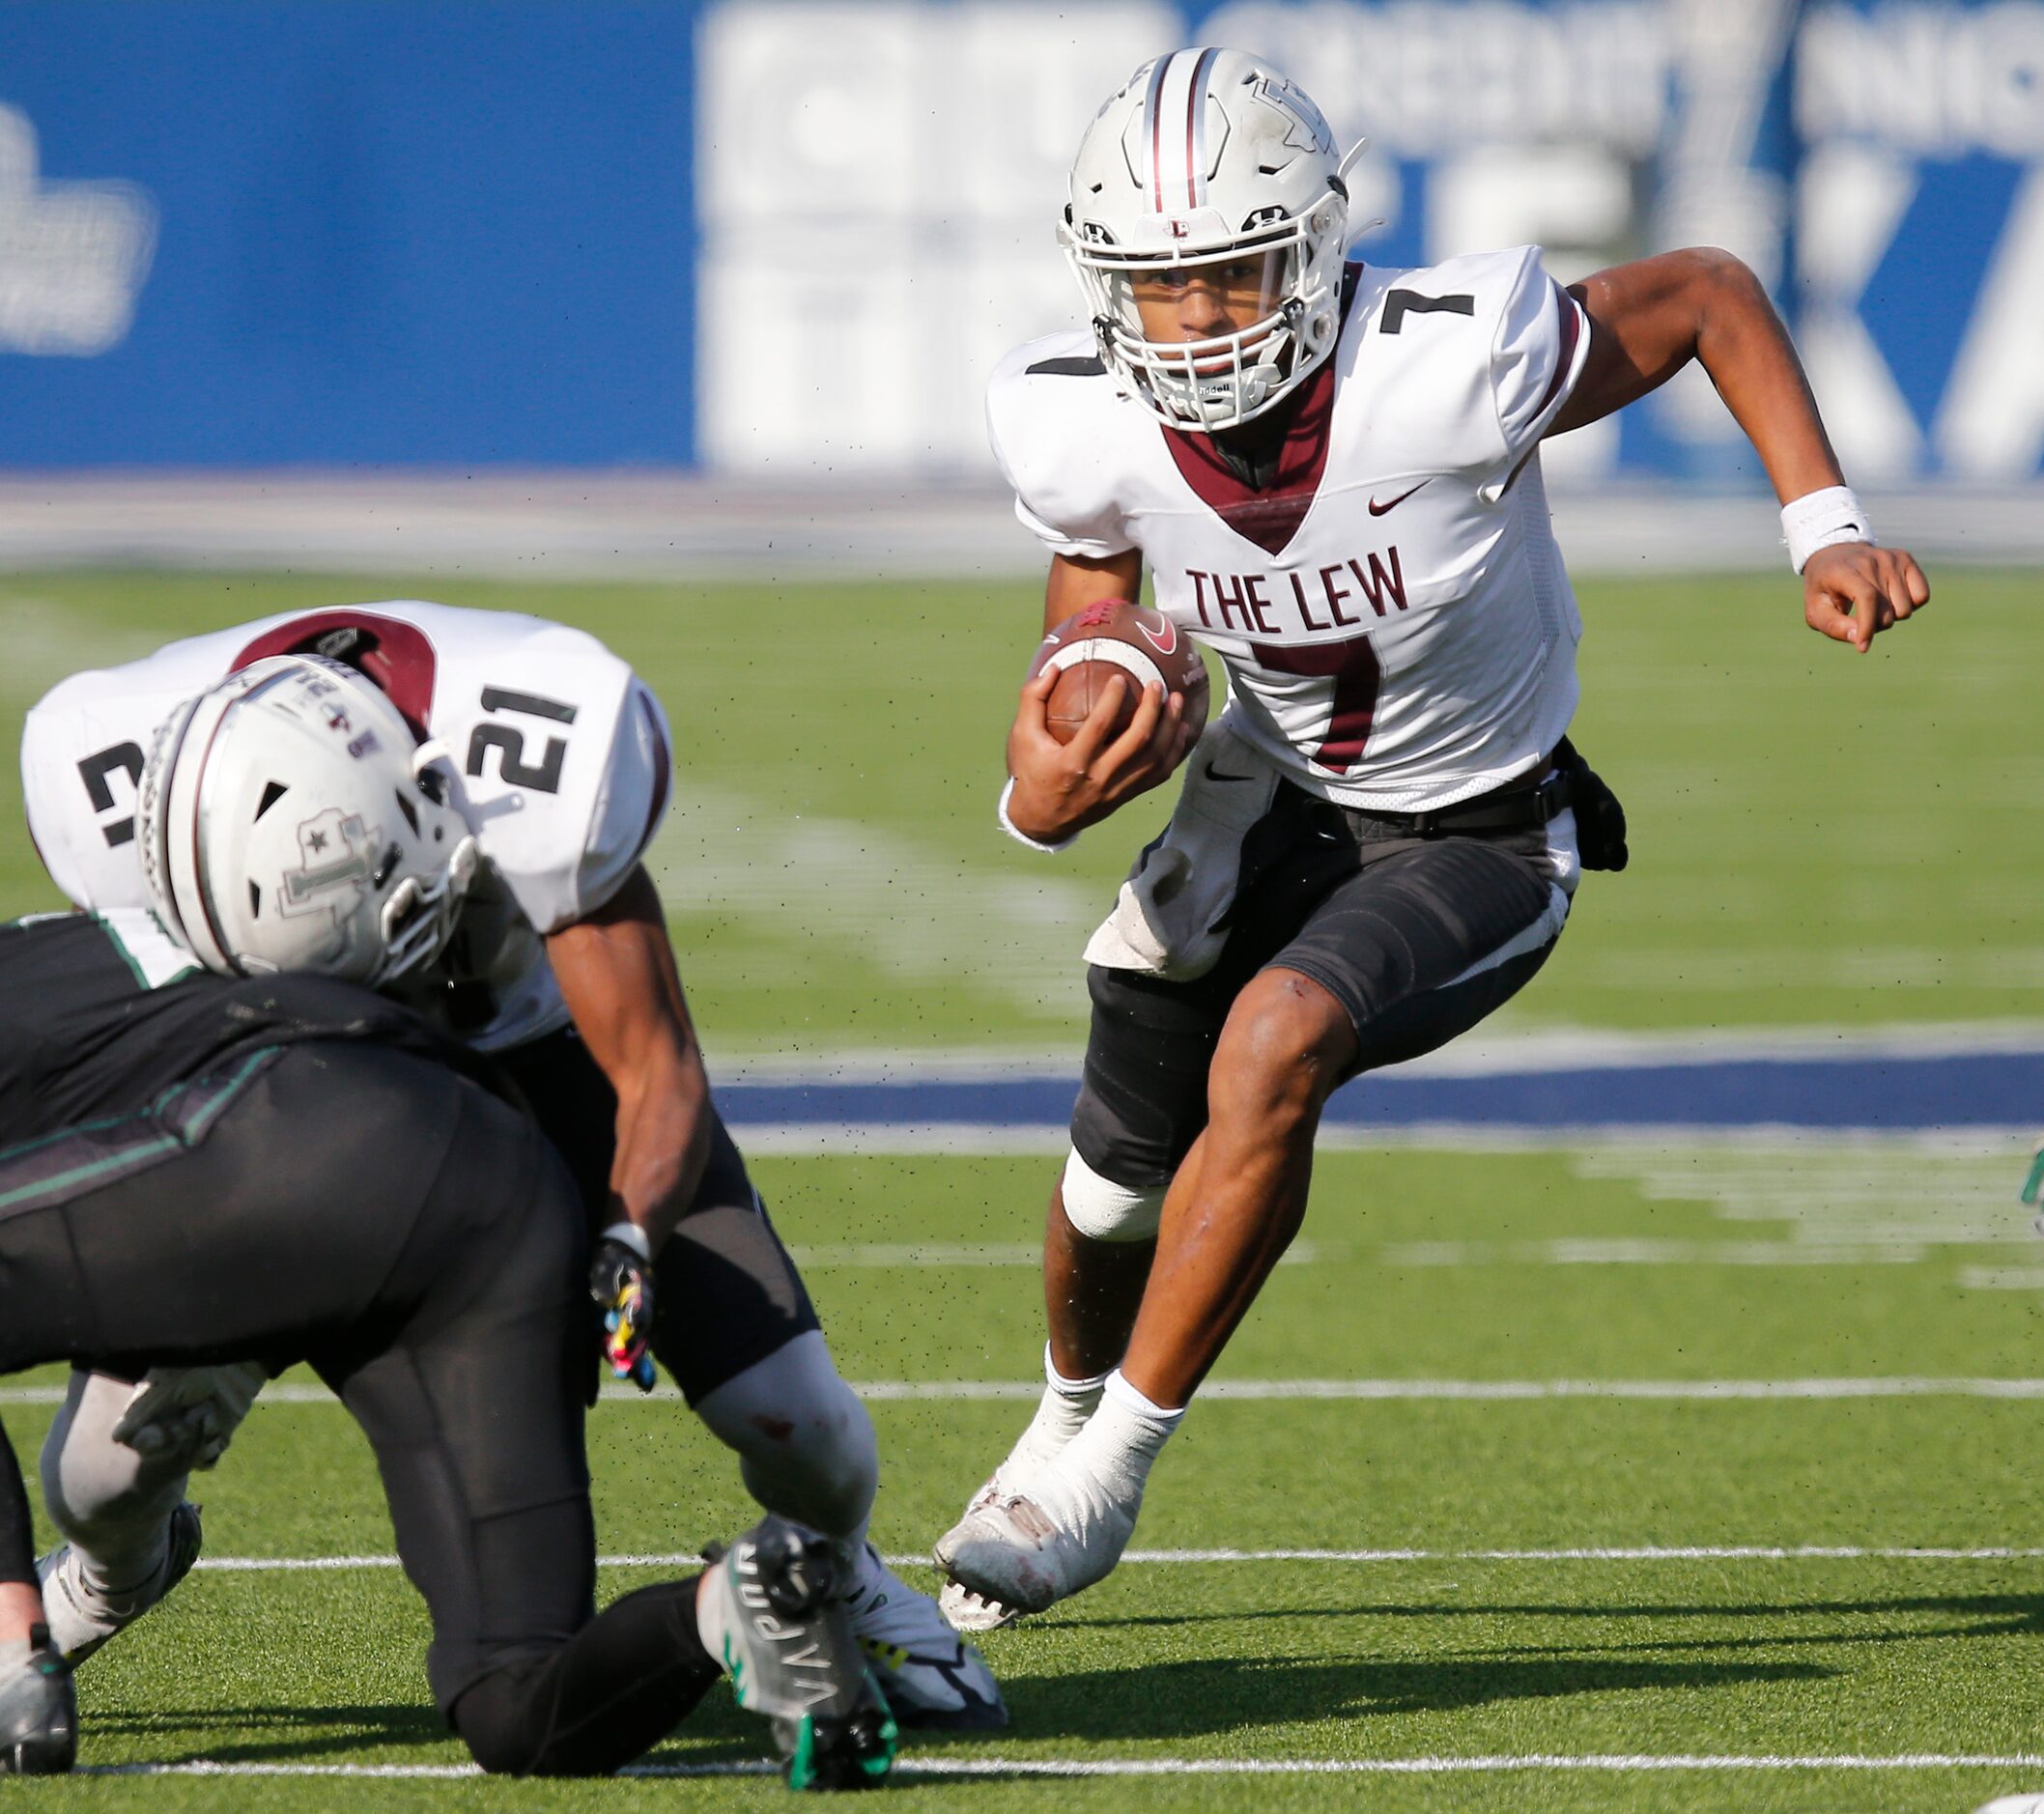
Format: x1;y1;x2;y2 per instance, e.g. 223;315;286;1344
839;1544;1006;1730
38;1499;203;1665
936;1577;1025;1634
0;1625;77;1774
697;1516;896;1791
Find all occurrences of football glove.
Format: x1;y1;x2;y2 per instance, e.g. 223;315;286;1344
111;1363;269;1471
589;1223;657;1393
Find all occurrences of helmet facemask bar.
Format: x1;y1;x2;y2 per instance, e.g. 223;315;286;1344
375;743;478;987
1063;198;1348;432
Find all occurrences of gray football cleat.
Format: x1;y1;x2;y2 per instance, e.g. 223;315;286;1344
697;1516;896;1791
38;1500;203;1665
838;1545;1006;1731
0;1626;76;1774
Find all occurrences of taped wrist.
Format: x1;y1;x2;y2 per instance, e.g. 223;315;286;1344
1782;486;1871;574
998;777;1077;854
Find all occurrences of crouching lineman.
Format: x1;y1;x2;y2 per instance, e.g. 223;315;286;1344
936;46;1930;1624
20;602;1001;1728
0;669;892;1783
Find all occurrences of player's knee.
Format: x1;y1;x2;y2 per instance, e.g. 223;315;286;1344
1059;1148;1166;1242
696;1335;878;1539
1209;970;1354;1132
449;1674;546;1776
40;1380;182;1553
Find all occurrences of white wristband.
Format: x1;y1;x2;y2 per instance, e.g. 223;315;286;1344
1781;486;1871;575
600;1221;651;1263
998;776;1076;853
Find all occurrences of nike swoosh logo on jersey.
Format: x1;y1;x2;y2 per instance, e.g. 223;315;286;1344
1205;766;1254;783
1368;479;1431;516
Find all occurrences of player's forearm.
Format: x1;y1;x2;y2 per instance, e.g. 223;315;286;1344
1686;252;1847;505
608;1048;715;1252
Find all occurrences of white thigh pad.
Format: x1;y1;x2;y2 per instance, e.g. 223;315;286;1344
1061;1148;1166;1243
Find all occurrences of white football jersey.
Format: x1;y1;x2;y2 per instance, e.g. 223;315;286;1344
21;600;672;1049
989;245;1592;811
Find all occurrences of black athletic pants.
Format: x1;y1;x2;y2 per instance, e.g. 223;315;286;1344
0;1043;718;1775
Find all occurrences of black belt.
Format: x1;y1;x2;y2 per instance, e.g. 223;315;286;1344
1334;745;1576;838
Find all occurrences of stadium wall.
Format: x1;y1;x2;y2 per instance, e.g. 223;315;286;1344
1;0;2041;492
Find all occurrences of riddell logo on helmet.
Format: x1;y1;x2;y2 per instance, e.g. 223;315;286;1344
1168;218;1192;239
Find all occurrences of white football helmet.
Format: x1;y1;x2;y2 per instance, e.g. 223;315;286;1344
1061;47;1365;431
137;656;477;986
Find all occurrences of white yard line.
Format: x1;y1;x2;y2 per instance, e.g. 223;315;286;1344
731;1121;2042;1154
77;1753;2044;1779
189;1545;2044;1573
13;1375;2044;1406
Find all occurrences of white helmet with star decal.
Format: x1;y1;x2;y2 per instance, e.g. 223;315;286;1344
136;655;477;985
1061;46;1366;432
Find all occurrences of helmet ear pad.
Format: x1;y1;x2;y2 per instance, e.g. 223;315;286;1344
137;656;477;986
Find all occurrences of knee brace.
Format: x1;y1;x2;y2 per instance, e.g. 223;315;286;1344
692;1332;878;1542
1060;1148;1167;1243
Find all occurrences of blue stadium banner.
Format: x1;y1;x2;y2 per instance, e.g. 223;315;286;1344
2;1;2039;480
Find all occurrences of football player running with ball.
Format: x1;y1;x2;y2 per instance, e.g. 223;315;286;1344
20;601;1001;1730
935;46;1930;1627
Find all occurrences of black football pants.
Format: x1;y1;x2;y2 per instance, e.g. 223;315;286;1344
0;1042;717;1775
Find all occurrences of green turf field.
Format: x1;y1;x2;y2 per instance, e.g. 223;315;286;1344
2;567;2043;1809
7;1140;2044;1809
3;566;2038;1043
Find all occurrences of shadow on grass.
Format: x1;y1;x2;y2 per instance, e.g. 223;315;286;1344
983;1654;1832;1740
1054;1590;2044;1643
83;1700;451;1764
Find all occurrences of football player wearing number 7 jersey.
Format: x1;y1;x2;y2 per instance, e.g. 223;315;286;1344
933;45;1931;1628
19;599;1003;1730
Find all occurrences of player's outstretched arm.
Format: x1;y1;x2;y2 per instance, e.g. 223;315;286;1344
545;864;714;1253
1547;247;1929;653
1005;551;1190;844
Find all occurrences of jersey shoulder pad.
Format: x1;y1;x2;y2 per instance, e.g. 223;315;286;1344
986;330;1139;561
1360;246;1586;472
435;631;669;936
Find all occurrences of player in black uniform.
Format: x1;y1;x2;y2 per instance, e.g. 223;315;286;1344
0;912;893;1783
0;666;894;1785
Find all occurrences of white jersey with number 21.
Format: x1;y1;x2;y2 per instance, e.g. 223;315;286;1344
21;600;671;1049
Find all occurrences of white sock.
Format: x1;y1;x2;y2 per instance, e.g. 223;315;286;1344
1056;1370;1184;1507
0;1635;30;1673
997;1346;1106;1487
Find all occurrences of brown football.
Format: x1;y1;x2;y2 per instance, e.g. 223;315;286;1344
1026;600;1210;746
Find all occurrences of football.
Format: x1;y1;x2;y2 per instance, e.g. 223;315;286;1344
1027;599;1210;746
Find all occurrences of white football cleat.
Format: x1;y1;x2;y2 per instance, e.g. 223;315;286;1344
38;1500;203;1665
1974;1797;2044;1813
934;1442;1138;1622
932;1371;1104;1633
838;1545;1006;1731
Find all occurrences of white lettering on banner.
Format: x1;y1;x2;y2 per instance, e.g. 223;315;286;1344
1203;1;1671;155
0;105;157;356
1798;3;2044;156
696;1;1177;474
1937;165;2044;475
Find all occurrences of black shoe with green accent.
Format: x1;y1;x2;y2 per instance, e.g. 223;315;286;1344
696;1516;896;1792
0;1625;77;1774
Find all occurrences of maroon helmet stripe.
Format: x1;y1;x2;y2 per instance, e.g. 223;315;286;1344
1185;45;1219;208
1145;53;1171;213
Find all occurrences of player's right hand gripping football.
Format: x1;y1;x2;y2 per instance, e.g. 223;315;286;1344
589;1223;657;1392
1005;666;1192;843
